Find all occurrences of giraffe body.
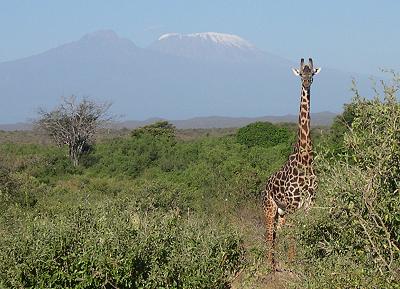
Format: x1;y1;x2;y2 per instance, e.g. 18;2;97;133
263;58;320;269
263;151;316;215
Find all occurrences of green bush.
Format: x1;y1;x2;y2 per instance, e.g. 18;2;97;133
319;102;357;156
131;121;176;139
0;142;76;182
236;121;294;148
0;191;244;289
89;132;176;177
0;166;45;209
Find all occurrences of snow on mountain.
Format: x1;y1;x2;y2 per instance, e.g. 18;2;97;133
158;32;256;49
149;32;262;62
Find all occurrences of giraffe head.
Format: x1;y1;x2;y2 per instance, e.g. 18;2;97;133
292;58;321;89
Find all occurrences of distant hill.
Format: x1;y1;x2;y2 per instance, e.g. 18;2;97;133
0;112;336;132
117;112;337;129
0;123;34;131
0;30;372;124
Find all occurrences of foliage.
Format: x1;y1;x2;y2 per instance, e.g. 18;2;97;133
0;166;45;209
131;121;176;139
0;142;77;183
87;121;179;177
236;121;294;148
89;133;177;177
0;185;244;289
36;95;112;166
325;102;357;153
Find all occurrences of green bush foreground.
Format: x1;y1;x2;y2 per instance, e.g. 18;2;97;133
0;184;243;288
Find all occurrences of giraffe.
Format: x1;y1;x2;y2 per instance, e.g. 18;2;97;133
263;58;321;270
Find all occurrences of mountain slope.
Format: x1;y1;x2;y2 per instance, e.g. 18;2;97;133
0;30;372;123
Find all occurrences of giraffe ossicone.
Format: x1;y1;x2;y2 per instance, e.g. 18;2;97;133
263;58;320;270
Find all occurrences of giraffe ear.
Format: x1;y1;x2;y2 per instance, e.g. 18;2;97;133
292;68;300;76
313;67;321;75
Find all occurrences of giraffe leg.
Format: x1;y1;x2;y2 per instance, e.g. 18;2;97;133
265;195;278;270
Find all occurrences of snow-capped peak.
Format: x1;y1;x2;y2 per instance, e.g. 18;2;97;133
157;32;256;50
158;33;181;41
151;32;262;62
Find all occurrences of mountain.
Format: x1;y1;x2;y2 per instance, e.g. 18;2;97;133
0;30;372;123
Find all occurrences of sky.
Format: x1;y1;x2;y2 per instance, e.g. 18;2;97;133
0;1;399;75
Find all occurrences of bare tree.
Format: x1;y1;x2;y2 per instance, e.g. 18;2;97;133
36;96;112;166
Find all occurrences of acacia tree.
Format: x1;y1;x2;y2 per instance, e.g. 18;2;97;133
37;96;112;166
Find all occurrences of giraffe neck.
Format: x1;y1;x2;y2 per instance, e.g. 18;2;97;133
294;86;313;164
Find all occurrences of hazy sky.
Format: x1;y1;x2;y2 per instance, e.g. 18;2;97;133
1;0;399;74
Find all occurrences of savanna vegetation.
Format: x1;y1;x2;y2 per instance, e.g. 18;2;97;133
0;75;399;288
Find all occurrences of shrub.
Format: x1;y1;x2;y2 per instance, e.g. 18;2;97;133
131;121;176;139
322;102;357;155
0;166;45;209
236;122;293;148
89;132;176;177
0;192;244;289
0;142;76;183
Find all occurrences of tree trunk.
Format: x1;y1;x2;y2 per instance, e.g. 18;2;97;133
69;143;80;167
